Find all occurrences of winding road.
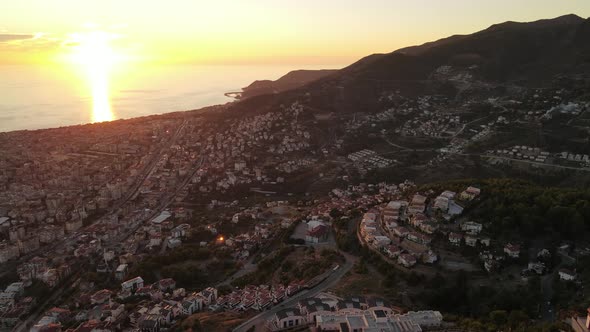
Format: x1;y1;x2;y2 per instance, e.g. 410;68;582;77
232;251;357;332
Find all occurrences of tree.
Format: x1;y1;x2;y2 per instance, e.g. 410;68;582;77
489;310;508;326
329;208;342;219
508;310;528;328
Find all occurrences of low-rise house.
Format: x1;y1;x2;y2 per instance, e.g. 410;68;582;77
336;300;363;314
449;232;463;246
366;298;393;315
434;191;456;212
4;282;24;298
402;310;443;328
273;308;306;331
199;287;218;305
181;298;200;316
398;253;417;268
460;221;483;235
419;222;438;234
528;262;546;275
302;302;331;324
504;243;521;258
384;245;401;259
171;224;190;238
90;289;112;305
465;235;478;247
559;268;576;281
460;186;481;201
139;314;161;332
408;194;427;214
422;251;438;264
406;231;431;245
149;234;163;247
115;264;128;281
305;225;328;243
372;236;391;248
157;278;176;293
121;276;144;293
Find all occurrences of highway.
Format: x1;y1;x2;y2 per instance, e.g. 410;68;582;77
232;251;357;332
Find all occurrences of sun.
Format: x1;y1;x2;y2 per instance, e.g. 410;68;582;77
67;30;124;70
66;30;123;123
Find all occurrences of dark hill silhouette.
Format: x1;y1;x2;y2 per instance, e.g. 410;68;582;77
239;69;338;99
226;15;590;117
283;14;590;113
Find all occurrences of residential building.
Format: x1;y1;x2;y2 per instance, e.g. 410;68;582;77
272;308;306;331
504;243;521;258
559;269;576;281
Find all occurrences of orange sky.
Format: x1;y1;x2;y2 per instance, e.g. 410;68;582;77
1;0;590;66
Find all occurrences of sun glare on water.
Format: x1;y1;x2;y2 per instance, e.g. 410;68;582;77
68;31;121;123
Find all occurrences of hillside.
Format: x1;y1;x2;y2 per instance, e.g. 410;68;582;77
238;69;338;99
212;14;590;190
280;14;590;114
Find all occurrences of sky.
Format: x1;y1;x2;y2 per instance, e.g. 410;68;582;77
1;0;590;66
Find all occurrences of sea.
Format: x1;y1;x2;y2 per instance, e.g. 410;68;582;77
0;63;342;132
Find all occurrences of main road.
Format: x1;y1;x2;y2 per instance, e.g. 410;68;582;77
232;251;357;332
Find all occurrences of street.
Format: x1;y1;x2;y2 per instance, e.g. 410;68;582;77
232;251;357;332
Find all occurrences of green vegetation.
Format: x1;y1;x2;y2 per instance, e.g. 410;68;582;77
423;271;541;316
0;268;19;288
550;255;590;311
333;213;362;254
129;245;235;289
173;311;245;332
420;178;590;241
231;246;295;288
24;280;51;299
449;313;570;332
231;246;343;288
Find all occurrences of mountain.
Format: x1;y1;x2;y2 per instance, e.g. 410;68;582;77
223;14;590;119
238;69;338;99
269;14;590;114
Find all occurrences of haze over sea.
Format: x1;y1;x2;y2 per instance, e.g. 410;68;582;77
0;63;342;133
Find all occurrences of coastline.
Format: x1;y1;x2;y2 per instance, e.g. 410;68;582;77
224;91;242;100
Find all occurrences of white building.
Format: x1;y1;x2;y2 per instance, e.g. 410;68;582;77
121;276;144;292
460;221;483;235
559;269;576;281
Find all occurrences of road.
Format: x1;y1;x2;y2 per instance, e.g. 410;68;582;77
8;120;189;265
216;257;257;288
540;273;555;321
14;275;81;332
452;115;489;138
12;119;192;329
232;252;357;332
481;154;590;172
115;155;205;246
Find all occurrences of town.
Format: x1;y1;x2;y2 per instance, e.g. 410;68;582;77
0;57;590;332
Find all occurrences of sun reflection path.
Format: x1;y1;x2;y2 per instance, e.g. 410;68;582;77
89;62;113;123
68;31;117;123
